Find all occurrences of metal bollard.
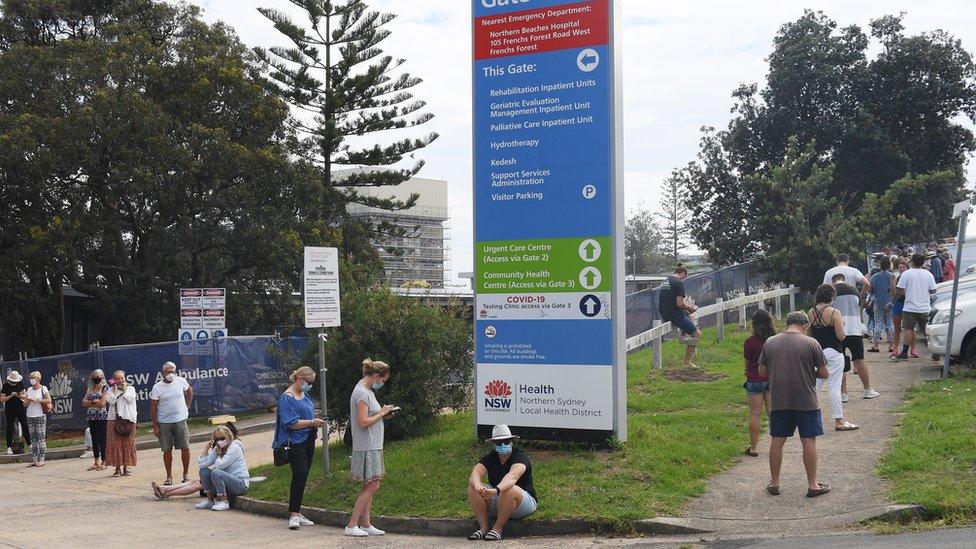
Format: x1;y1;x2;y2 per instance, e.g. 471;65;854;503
652;320;663;370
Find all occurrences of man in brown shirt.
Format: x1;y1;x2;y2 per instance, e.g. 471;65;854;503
758;311;831;498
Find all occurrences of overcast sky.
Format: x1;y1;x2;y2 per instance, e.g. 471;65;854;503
192;0;976;284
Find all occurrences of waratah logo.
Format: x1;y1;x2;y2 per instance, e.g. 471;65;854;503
483;380;512;411
49;372;72;398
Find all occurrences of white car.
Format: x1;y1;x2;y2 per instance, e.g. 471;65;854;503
927;292;976;361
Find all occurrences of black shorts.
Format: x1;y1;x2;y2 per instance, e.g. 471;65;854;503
843;335;864;361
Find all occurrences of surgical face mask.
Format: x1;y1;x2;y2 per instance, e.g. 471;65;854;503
31;378;40;387
216;439;229;449
372;381;384;390
164;373;175;383
301;381;311;393
495;443;513;456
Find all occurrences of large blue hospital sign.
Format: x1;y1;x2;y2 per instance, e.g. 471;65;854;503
473;0;626;441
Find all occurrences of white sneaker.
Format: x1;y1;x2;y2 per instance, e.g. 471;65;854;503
80;450;93;459
211;501;230;511
864;389;880;399
344;526;369;537
296;515;314;526
194;499;214;510
363;525;385;536
288;516;301;530
841;393;850;403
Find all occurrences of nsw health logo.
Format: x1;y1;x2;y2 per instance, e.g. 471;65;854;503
483;380;513;411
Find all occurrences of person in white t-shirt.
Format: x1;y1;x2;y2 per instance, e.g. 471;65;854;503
21;371;51;468
823;253;872;291
149;361;194;485
891;254;937;360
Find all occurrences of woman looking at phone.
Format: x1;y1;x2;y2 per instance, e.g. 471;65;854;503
344;358;394;537
273;366;325;530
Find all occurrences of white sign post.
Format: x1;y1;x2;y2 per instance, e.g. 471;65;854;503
303;246;341;477
943;200;970;379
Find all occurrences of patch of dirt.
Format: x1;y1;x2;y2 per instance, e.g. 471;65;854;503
664;368;726;383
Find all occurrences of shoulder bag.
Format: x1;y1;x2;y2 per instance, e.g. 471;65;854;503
41;388;53;413
272;408;291;467
113;389;135;436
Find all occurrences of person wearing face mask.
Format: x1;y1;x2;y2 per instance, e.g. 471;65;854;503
21;371;52;468
344;358;394;537
190;425;250;511
466;425;538;541
1;370;30;455
273;366;325;530
149;361;194;485
81;369;110;471
151;422;240;501
106;370;138;476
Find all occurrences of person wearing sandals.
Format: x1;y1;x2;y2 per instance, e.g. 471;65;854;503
466;425;538;541
192;425;250;511
758;311;831;499
743;310;775;457
21;371;51;468
82;369;110;471
345;359;395;538
106;370;138;476
150;361;194;486
274;366;325;531
808;285;858;432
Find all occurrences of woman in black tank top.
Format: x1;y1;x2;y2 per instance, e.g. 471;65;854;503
808;284;858;431
807;284;846;351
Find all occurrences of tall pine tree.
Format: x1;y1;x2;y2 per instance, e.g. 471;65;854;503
256;0;438;201
657;170;692;263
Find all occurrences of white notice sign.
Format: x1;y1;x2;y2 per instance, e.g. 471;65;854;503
304;247;341;328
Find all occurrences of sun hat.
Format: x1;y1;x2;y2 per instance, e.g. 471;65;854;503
6;370;22;383
485;424;519;442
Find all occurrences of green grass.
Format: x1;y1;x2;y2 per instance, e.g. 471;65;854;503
876;376;976;530
248;327;760;527
3;412;264;451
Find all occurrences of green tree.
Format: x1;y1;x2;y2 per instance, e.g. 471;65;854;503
256;0;437;193
625;206;669;275
684;11;976;266
0;0;370;354
656;170;692;263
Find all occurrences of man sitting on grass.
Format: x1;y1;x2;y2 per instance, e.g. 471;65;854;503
466;424;538;541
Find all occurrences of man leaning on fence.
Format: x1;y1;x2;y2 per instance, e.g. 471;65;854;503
658;265;702;369
150;361;194;486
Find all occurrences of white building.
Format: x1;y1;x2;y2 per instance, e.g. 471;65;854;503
345;174;450;288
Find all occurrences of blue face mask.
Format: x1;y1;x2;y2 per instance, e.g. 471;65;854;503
372;381;384;390
301;382;311;393
495;443;513;456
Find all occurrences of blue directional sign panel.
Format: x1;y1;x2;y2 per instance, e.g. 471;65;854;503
473;0;623;440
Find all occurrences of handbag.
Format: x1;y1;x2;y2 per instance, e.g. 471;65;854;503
113;389;135;436
41;388;52;413
272;409;291;467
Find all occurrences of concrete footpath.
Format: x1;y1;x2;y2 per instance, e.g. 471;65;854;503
668;342;941;535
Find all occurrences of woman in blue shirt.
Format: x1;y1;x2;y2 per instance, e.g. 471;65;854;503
868;256;895;354
273;366;325;530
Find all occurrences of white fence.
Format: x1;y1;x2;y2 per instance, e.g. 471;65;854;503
625;284;801;369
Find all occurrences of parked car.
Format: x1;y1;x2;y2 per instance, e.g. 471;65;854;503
927;292;976;363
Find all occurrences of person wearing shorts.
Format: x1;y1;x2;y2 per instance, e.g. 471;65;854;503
466;425;538;541
149;362;193;485
893;254;937;360
831;274;880;399
658;265;701;368
758;312;831;498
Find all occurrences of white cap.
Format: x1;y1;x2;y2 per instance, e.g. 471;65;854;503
485;424;519;442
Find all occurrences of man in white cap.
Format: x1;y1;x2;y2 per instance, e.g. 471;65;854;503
2;370;30;454
465;424;538;541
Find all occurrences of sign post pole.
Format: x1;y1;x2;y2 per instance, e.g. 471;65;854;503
318;330;330;477
943;200;970;380
303;246;341;477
